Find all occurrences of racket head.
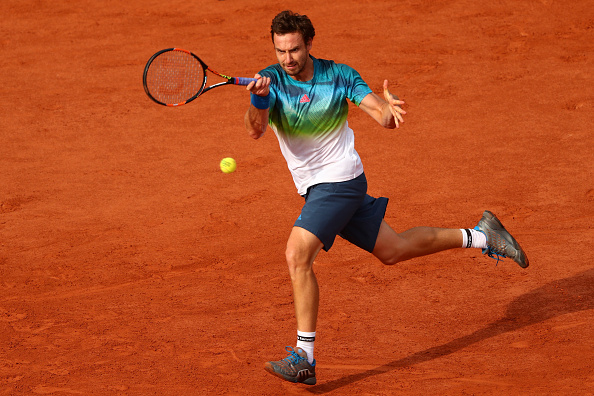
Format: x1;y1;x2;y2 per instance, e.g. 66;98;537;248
143;48;207;107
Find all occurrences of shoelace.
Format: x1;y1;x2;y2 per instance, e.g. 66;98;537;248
282;346;305;365
475;226;506;265
483;247;503;265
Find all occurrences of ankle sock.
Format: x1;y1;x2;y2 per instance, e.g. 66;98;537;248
296;331;315;364
461;228;487;249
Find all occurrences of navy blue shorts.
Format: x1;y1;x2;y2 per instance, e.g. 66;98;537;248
294;173;388;252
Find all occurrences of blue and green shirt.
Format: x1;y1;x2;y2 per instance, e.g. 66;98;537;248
259;56;373;195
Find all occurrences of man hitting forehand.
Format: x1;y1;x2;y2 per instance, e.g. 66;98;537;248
245;10;528;385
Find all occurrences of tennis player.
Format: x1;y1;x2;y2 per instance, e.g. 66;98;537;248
245;10;529;385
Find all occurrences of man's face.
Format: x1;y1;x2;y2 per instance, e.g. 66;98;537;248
273;32;312;79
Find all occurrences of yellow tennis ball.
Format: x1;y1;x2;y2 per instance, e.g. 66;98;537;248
220;157;237;173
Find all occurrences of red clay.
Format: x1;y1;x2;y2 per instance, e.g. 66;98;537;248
1;1;593;394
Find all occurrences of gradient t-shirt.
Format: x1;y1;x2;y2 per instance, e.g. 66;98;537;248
259;56;373;195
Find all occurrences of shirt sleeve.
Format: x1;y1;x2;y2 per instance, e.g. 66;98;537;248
340;64;373;106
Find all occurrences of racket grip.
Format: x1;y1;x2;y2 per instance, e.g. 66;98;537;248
233;77;258;86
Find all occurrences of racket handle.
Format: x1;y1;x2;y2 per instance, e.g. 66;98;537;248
233;77;258;86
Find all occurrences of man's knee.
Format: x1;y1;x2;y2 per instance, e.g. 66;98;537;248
373;221;405;265
285;245;314;280
285;227;324;276
285;245;306;268
379;254;401;266
374;248;405;265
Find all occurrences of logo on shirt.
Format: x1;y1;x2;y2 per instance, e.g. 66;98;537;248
300;94;311;103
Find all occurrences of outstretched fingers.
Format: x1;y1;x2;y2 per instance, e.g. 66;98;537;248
383;79;406;127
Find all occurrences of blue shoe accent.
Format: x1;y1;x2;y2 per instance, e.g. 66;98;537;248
264;346;317;385
475;211;529;268
474;225;502;265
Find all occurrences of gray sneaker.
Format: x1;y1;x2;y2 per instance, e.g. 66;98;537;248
264;346;316;385
476;210;529;268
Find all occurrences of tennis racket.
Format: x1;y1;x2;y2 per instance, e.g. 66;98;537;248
143;48;257;107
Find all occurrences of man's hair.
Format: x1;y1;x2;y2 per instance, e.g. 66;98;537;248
270;10;315;44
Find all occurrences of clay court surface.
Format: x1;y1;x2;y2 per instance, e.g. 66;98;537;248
1;0;593;394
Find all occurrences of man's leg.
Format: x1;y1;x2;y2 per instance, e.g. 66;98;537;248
285;226;324;332
372;210;529;268
263;226;322;385
372;220;463;265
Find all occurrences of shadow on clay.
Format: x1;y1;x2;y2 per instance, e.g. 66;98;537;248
307;268;594;394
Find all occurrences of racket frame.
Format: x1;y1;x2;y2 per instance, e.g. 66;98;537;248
143;48;251;107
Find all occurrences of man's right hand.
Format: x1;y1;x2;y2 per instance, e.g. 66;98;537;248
247;73;271;96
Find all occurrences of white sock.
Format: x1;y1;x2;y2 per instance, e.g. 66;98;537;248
461;228;487;249
296;331;315;364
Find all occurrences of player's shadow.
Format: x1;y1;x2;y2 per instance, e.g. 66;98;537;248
308;268;594;394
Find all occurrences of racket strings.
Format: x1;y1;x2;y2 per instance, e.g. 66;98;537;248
146;50;204;105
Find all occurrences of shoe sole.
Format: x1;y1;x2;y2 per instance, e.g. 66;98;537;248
479;211;529;268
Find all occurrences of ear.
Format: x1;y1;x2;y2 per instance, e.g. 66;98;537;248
306;38;313;52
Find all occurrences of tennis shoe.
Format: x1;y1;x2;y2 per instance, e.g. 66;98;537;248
264;346;316;385
476;210;529;268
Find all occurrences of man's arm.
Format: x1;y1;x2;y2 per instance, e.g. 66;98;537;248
358;80;406;129
244;74;271;139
